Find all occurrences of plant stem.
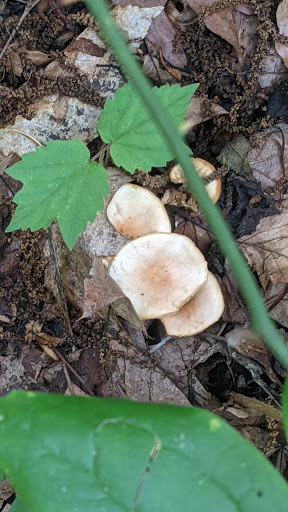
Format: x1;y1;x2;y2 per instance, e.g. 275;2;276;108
85;0;288;370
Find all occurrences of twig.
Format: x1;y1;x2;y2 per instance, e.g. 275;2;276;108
230;392;283;423
53;348;94;396
47;226;73;337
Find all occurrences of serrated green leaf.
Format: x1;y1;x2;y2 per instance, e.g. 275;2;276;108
98;82;198;173
5;139;109;250
0;391;287;512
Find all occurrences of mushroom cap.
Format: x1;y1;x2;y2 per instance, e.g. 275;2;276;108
107;183;171;238
160;271;224;337
169;157;221;204
108;233;208;320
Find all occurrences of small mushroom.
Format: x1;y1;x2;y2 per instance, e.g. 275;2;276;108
169;157;221;204
160;272;224;336
108;233;208;320
107;183;171;238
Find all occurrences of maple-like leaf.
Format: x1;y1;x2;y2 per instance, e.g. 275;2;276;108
98;81;198;173
5;139;109;250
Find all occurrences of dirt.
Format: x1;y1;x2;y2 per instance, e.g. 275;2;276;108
0;0;288;506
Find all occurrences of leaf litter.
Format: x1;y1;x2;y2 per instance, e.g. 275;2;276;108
1;0;288;492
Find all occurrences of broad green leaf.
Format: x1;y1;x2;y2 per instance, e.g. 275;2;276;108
98;82;198;173
283;377;288;441
5;139;109;250
0;469;3;480
0;392;287;512
10;498;32;512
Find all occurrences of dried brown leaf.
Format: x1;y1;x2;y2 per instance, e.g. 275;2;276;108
186;0;247;56
232;9;258;56
81;257;125;321
275;0;288;68
98;340;190;406
65;383;90;397
239;197;288;289
220;273;247;324
111;0;187;68
183;95;228;132
173;214;213;257
248;124;288;190
257;47;288;89
270;292;288;329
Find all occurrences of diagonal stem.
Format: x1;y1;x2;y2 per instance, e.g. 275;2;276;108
84;0;288;371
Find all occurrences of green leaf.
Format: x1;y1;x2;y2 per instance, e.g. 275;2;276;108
98;82;198;173
10;498;32;512
283;377;288;441
5;139;110;250
0;392;287;512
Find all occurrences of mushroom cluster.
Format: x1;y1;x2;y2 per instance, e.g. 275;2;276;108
106;182;224;337
162;157;221;212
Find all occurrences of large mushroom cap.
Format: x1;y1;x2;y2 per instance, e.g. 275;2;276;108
161;272;224;337
170;157;221;204
107;183;171;238
108;233;208;320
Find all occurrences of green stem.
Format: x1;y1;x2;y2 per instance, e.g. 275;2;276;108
85;0;288;370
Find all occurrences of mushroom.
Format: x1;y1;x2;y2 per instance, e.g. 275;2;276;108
169;157;221;204
108;233;208;320
107;183;171;238
160;271;224;337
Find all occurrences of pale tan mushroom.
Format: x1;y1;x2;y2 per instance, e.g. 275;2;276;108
169;157;221;204
108;233;208;320
107;183;171;238
160;272;224;336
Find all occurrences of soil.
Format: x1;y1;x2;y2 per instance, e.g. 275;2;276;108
0;0;288;507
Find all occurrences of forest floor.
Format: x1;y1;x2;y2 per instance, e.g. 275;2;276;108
1;0;288;507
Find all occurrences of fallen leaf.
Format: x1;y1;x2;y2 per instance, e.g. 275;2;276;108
257;47;288;89
80;256;143;329
80;256;125;320
24;49;55;66
173;213;213;257
111;0;187;68
98;340;190;406
182;95;228;132
232;9;258;56
220;271;248;324
270;292;288;329
239;197;288;289
142;51;178;84
111;298;143;329
275;0;288;68
35;333;64;347
65;383;89;397
217;134;251;176
248;123;288;190
25;320;43;343
186;0;249;56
